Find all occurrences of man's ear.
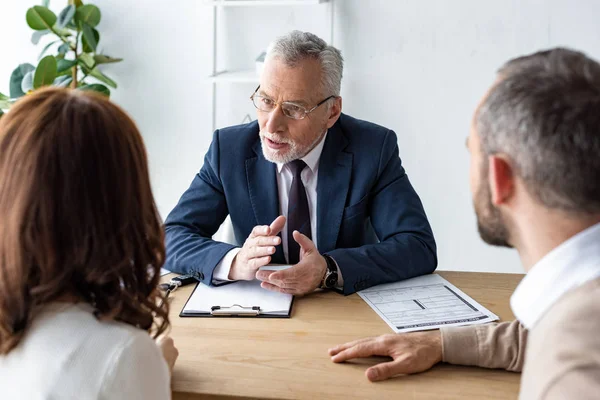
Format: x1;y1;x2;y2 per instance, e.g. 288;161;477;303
488;154;515;206
326;97;342;129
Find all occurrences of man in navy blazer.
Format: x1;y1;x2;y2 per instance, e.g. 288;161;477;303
164;31;436;295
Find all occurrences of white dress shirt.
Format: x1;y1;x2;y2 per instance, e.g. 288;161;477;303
0;302;170;400
511;222;600;329
213;132;343;286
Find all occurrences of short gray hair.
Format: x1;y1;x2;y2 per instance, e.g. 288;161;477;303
266;30;344;97
476;47;600;214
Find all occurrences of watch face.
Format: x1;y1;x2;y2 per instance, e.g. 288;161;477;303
325;273;338;288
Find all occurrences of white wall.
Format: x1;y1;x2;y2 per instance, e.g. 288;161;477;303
1;2;41;94
3;0;600;273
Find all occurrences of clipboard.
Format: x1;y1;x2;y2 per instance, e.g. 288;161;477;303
179;280;294;318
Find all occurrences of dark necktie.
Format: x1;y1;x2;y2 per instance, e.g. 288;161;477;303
287;160;311;264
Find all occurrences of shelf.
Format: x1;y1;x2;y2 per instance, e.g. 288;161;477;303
206;0;333;131
205;0;328;6
208;69;260;83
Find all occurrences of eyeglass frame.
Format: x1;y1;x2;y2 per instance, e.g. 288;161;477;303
250;85;337;120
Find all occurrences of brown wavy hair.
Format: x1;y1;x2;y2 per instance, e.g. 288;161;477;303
0;87;169;354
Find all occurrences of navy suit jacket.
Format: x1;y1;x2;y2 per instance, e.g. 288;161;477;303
164;113;437;294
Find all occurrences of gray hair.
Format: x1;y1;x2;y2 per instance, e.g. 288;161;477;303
266;30;344;98
476;47;600;214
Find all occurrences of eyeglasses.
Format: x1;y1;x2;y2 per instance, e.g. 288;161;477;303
250;86;336;120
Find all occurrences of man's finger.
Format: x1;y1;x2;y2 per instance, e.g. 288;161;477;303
260;281;296;294
328;337;375;356
269;215;286;236
250;225;270;238
268;265;299;282
249;256;271;270
253;235;281;246
255;270;274;281
249;244;276;258
293;230;315;252
366;358;411;382
330;340;389;363
260;273;297;290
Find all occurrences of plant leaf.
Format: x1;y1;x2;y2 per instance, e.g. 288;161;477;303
33;55;58;89
31;29;50;45
58;42;70;55
56;5;76;29
0;92;10;110
21;71;35;93
79;83;110;97
68;0;83;8
9;64;36;98
53;27;72;37
78;53;95;68
53;75;72;88
57;58;78;74
87;68;117;89
82;24;99;52
38;39;60;60
94;55;123;64
26;6;57;31
75;5;101;28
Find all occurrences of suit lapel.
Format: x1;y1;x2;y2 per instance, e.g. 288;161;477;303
246;140;286;263
317;120;352;254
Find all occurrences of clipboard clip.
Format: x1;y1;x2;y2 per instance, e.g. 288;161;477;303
211;304;261;316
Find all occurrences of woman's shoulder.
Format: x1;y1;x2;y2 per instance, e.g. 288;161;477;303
50;303;171;398
0;302;169;400
57;303;162;359
36;302;148;342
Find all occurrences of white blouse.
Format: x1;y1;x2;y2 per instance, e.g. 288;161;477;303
0;302;170;400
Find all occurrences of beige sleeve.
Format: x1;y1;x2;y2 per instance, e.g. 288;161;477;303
542;367;600;400
440;320;527;372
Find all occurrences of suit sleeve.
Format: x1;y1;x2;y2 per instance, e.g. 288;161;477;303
441;320;528;372
163;130;237;285
327;129;438;294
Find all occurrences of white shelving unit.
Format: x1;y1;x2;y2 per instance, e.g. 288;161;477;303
206;0;334;131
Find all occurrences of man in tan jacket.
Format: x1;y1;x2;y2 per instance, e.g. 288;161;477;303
329;47;600;399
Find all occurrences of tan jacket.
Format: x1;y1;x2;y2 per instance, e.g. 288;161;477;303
441;278;600;399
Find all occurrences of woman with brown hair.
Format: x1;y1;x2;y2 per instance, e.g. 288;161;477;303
0;87;178;399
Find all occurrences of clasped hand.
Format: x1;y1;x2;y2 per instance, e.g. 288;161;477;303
229;215;326;295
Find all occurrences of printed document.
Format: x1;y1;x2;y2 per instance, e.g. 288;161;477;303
358;274;498;333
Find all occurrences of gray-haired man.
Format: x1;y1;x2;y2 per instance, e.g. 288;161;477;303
330;48;600;399
164;31;437;296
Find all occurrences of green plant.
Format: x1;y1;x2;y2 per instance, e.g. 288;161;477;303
0;0;122;116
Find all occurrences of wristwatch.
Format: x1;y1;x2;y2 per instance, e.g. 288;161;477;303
321;254;339;289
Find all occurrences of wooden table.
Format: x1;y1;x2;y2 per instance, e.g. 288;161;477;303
164;271;524;400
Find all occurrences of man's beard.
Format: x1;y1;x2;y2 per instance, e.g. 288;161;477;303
474;172;512;248
260;130;325;164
